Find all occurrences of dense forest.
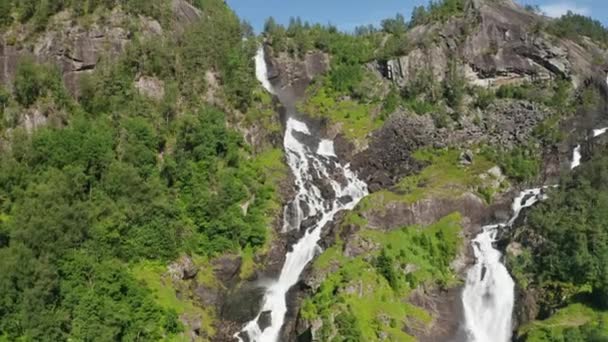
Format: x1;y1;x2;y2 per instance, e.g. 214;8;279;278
0;0;283;340
509;144;608;341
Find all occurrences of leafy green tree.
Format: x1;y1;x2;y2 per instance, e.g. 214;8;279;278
443;59;466;109
549;11;608;47
376;248;400;290
381;13;407;35
410;5;428;27
0;0;13;26
13;59;65;107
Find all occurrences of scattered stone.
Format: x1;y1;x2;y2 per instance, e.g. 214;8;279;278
459;149;474;166
134;76;165;100
344;235;378;258
257;311;272;332
168;255;198;281
506;241;524;257
403;263;419;275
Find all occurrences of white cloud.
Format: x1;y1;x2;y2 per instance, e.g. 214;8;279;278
540;2;590;18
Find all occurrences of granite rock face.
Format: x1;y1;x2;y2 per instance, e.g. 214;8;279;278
0;0;200;96
352;99;550;191
382;0;605;90
265;46;330;109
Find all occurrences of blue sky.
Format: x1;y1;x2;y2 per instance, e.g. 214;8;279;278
226;0;608;33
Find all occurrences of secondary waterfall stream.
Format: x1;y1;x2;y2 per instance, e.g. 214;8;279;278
462;127;608;341
236;47;368;342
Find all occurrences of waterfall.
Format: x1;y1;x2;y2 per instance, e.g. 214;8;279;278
461;188;547;342
462;127;606;341
255;46;274;94
593;127;608;138
571;145;582;169
236;46;368;342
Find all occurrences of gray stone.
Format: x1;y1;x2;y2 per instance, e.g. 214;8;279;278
135;76;165;100
168;255;198;281
257;310;272;332
459;150;474;165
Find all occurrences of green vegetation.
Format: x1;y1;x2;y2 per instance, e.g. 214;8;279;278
132;261;215;337
299;82;382;144
548;11;608;47
519;304;608;341
511;151;608;304
507;148;608;340
481;145;541;183
302;214;462;341
410;0;467;27
495;79;575;113
398;148;496;202
0;1;285;340
0;0;172;30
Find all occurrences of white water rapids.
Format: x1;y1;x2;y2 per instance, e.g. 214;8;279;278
462;126;608;341
236;47;368;342
461;188;548;342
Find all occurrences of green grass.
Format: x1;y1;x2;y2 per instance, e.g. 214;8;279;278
397;148;495;202
190;255;220;289
304;214;463;341
355;148;498;217
251;148;286;187
248;147;287;262
313;242;348;271
303;257;425;341
131;260;215;339
299;86;382;146
239;246;256;279
518;303;608;341
362;213;462;287
245;89;281;135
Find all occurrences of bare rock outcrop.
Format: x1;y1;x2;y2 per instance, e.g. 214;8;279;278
352;99;550;191
265;47;330;108
135;76;165;100
381;0;605;89
0;2;201;97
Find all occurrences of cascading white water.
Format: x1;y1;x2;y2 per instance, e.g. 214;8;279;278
462;188;547;342
571;145;582;169
462;127;606;341
237;47;368;342
255;47;274;94
593;127;608;138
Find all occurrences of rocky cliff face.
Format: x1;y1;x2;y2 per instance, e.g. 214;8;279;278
265;46;330;109
0;0;200;96
352;99;551;191
382;0;605;90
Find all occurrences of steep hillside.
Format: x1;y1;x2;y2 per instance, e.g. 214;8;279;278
257;0;608;340
0;0;607;341
0;1;288;341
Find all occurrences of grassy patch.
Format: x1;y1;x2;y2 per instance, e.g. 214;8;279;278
313;243;348;271
131;260;215;339
299;85;382;145
519;303;608;341
247;147;286;262
362;213;462;288
251;148;287;187
239;246;256;279
375;148;497;205
303;214;463;341
245;89;281;135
